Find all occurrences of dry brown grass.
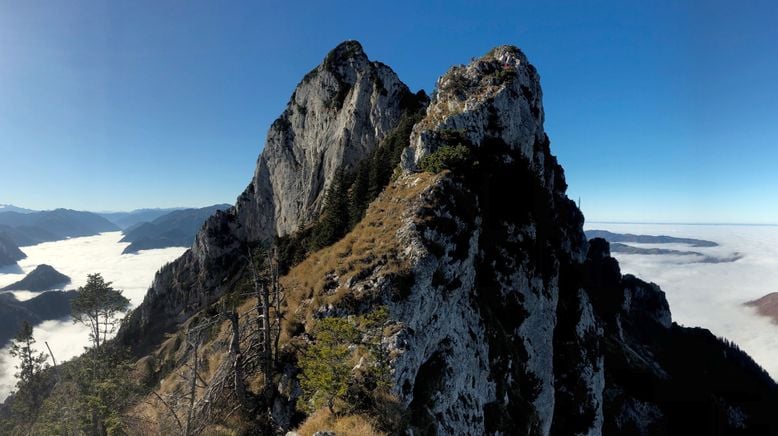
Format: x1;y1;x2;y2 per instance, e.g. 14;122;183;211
294;408;386;436
280;172;438;334
128;172;440;434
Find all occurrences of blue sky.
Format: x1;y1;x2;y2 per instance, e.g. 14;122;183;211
1;1;777;223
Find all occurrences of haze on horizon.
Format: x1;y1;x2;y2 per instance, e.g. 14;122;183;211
1;1;777;222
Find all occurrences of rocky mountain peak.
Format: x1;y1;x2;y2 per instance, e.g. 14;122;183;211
322;40;369;70
402;44;544;172
120;40;422;352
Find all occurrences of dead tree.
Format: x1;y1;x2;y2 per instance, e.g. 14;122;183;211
185;327;201;436
223;302;249;412
245;245;285;432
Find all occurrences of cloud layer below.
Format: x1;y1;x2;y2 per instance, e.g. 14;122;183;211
586;223;778;380
0;232;185;401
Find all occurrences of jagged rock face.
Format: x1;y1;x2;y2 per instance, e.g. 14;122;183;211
389;46;590;435
119;41;416;352
402;46;546;174
237;40;414;239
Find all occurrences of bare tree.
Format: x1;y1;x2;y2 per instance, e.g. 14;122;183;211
245;245;285;432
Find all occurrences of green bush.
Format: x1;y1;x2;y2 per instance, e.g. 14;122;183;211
419;144;472;173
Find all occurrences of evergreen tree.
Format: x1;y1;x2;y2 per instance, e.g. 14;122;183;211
71;273;130;350
9;320;49;419
348;161;370;227
312;168;351;248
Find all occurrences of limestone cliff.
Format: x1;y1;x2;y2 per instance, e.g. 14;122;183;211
119;41;421;351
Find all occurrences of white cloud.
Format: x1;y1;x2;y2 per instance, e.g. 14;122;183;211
586;223;778;380
0;232;185;401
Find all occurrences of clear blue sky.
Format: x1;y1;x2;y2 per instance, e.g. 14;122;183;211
1;1;777;223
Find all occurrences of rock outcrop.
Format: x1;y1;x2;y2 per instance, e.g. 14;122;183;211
119;41;423;352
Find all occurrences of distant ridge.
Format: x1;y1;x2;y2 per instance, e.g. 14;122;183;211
0;209;118;246
99;208;186;230
585;229;718;247
0;204;36;214
120;204;231;254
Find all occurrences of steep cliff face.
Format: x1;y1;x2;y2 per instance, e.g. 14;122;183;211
119;41;419;352
356;46;595;434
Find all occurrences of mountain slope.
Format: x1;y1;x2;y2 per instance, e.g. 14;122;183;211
0;234;26;267
120;204;231;254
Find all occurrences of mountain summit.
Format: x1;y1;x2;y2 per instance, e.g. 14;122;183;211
7;42;775;435
120;40;426;349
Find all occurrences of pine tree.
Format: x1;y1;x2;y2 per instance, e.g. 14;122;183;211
71;273;130;351
9;320;49;419
312;168;351;248
348;161;370;227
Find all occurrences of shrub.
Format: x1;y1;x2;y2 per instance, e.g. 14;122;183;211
419;144;472;173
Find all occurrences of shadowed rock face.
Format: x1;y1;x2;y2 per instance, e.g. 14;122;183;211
746;292;778;324
1;264;70;292
118;41;421;353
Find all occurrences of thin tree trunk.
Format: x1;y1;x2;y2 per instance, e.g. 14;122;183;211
44;341;60;382
227;310;248;411
185;336;198;436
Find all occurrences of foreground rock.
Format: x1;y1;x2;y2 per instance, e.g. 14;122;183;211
1;264;70;292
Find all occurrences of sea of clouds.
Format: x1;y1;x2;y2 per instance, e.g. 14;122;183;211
585;223;778;381
2;225;777;401
0;232;186;401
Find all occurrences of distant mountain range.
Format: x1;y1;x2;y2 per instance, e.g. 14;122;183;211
0;209;119;247
0;204;230;254
584;229;719;247
120;204;231;254
98;208;185;230
0;204;35;214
